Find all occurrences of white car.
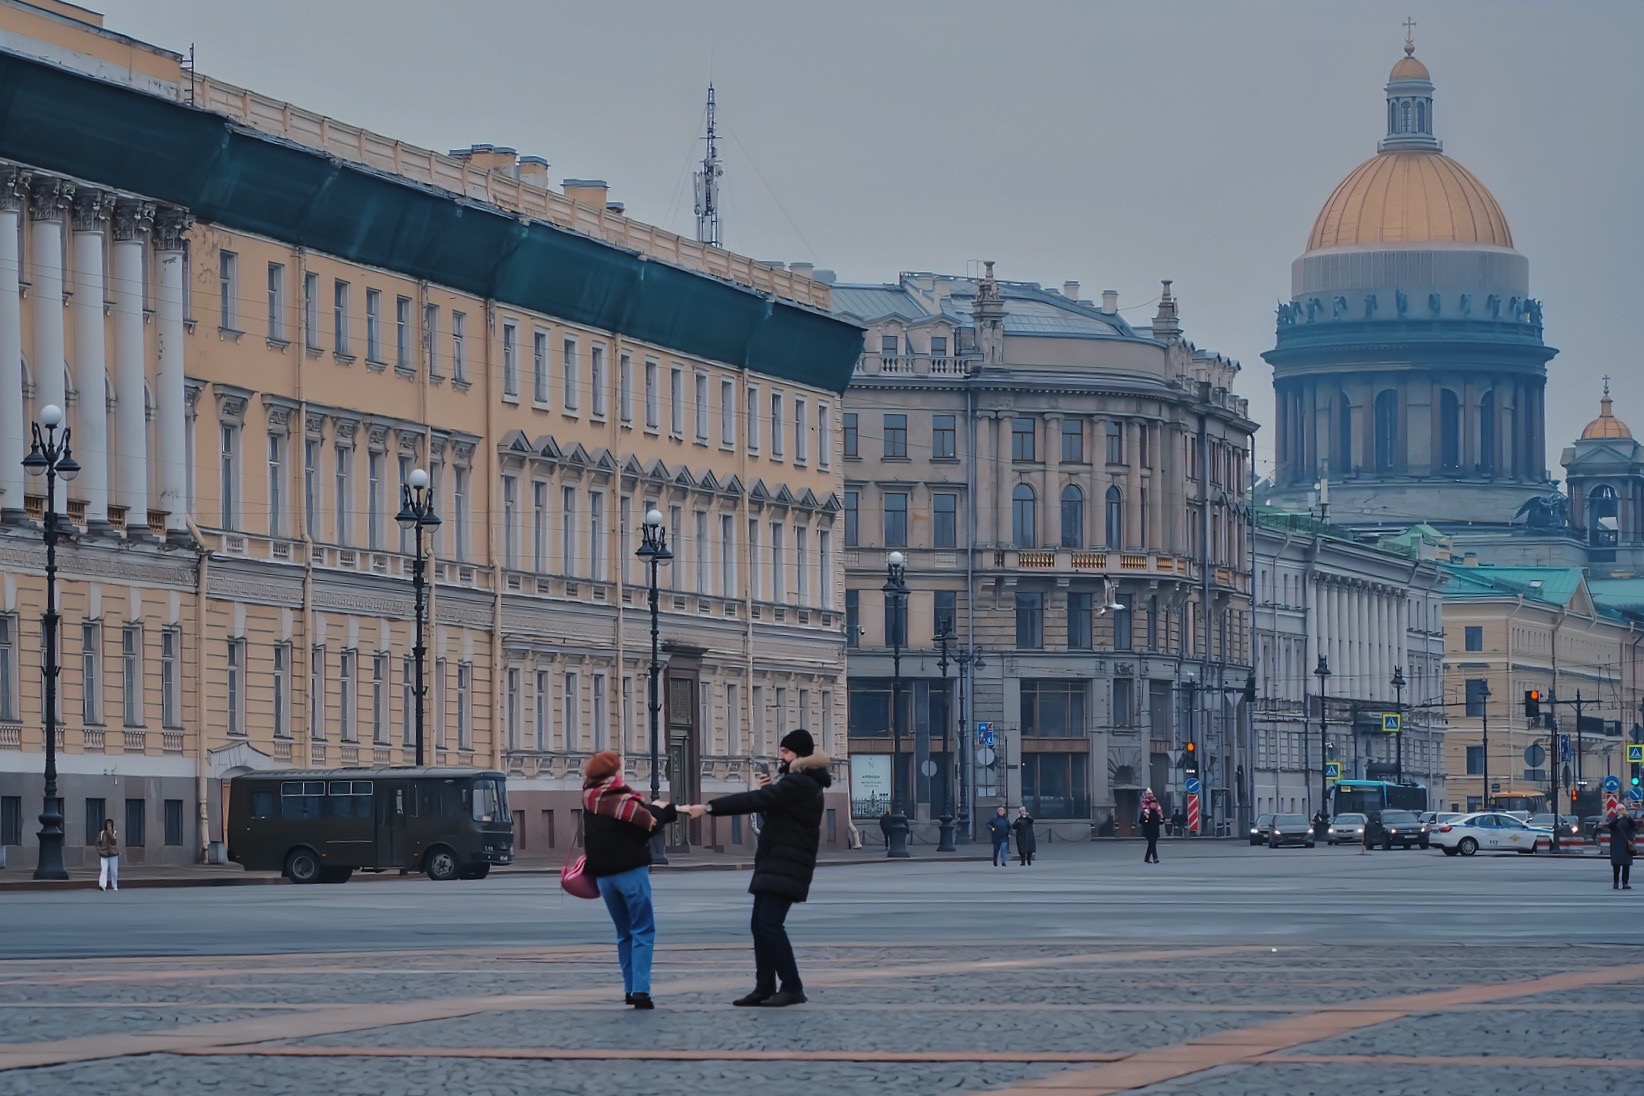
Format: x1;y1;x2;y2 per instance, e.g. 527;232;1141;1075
1429;812;1553;857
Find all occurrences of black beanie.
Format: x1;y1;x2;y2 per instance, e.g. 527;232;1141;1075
780;729;815;757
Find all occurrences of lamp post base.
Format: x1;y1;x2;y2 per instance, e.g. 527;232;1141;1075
936;814;957;852
880;813;911;858
650;830;669;866
33;799;68;881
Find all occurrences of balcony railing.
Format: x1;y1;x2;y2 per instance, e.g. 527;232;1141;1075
855;353;976;378
987;548;1195;577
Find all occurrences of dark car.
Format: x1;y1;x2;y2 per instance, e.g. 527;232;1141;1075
1268;813;1315;849
1528;813;1582;843
1365;809;1428;850
1249;814;1275;846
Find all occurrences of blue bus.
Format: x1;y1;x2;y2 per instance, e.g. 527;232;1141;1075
1330;779;1428;816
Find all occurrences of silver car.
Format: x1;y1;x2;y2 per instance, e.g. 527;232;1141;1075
1326;812;1367;845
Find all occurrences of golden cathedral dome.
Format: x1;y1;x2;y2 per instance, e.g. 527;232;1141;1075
1306;149;1514;251
1581;383;1632;440
1390;54;1430;81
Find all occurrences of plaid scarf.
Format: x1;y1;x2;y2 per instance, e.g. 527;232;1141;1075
582;776;655;831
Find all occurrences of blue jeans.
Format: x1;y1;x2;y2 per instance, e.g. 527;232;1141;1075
596;866;656;995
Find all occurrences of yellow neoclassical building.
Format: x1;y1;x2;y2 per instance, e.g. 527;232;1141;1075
0;0;860;868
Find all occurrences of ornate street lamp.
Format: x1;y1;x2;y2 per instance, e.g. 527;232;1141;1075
635;509;672;863
934;624;957;852
881;550;910;858
954;644;985;842
395;467;440;766
22;404;78;880
1391;665;1407;784
1314;656;1332;837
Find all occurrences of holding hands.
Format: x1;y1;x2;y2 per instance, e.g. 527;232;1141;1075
679;803;707;819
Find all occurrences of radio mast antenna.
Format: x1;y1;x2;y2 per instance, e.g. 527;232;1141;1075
693;83;723;248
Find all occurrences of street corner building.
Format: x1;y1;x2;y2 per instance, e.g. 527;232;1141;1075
0;0;863;871
833;265;1255;839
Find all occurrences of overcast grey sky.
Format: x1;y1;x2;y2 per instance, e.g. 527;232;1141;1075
88;0;1644;480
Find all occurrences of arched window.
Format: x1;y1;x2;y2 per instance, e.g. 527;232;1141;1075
1589;485;1619;547
1104;485;1123;548
1059;484;1084;549
1415;100;1426;133
1439;389;1461;472
1336;395;1353;474
1401;101;1412;133
1374;390;1399;472
1012;483;1036;548
1478;390;1496;475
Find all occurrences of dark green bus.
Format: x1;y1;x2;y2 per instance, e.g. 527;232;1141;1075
227;768;513;883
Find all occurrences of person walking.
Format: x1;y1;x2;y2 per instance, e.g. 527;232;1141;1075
581;750;678;1010
1012;807;1038;866
95;818;119;892
987;805;1012;867
696;729;830;1008
1139;789;1165;864
1170;806;1186;838
1609;808;1637;891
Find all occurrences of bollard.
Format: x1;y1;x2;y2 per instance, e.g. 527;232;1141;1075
880;812;911;858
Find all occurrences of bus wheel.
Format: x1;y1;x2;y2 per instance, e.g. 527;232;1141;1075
458;864;491;880
285;848;323;884
425;847;460;881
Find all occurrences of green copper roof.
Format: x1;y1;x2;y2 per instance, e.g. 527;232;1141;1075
0;48;862;394
1440;565;1585;606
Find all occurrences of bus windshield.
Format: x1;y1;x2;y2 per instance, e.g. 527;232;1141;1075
472;777;507;824
1332;780;1428;816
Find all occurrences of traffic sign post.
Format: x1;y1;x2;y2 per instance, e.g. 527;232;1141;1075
1324;761;1342;782
1633;787;1644;803
977;722;995;747
1381;713;1400;735
1186;793;1200;836
1603;775;1621;794
1185;777;1202;796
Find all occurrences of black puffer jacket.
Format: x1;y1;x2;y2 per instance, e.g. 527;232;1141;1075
707;753;832;902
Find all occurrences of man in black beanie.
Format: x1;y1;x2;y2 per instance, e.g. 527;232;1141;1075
696;728;832;1006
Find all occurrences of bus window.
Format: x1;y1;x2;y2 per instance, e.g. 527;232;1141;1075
251;790;276;819
472;777;506;823
326;780;374;820
281;781;325;820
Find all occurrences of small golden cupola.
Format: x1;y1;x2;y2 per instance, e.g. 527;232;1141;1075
1580;379;1632;440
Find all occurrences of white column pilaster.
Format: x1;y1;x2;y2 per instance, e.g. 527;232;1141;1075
111;200;154;530
154;208;191;536
70;190;114;527
0;168;28;520
28;178;72;421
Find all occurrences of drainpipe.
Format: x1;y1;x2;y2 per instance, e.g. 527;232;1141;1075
185;516;210;863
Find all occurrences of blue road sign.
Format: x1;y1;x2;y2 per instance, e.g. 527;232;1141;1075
977;721;995;747
1559;734;1571;763
1324;761;1342;781
1185;777;1202;795
1381;713;1401;734
1604;775;1622;794
1632;786;1644;803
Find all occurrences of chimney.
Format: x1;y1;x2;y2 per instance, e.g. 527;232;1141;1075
517;155;550;189
1101;290;1119;315
605;202;625;215
1463;551;1479;566
1063;280;1080;302
450;144;519;175
790;262;815;279
562;179;610;209
813;269;837;284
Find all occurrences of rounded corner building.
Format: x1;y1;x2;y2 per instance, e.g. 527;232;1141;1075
1263;34;1556;529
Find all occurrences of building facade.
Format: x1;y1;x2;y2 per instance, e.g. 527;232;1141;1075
835;267;1255;837
0;0;861;870
1251;509;1447;818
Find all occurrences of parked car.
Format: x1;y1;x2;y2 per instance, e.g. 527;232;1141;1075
1268;813;1315;849
1418;811;1464;830
1527;813;1582;842
1249;814;1275;846
1582;816;1608;844
1428;812;1553;857
1326;812;1368;845
1364;809;1429;850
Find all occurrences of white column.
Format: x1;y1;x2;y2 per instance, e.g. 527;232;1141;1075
154;208;191;536
110;200;153;528
0;168;28;520
70;191;114;527
28;178;72;420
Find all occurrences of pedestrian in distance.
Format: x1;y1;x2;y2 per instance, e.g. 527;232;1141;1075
581;750;678;1010
1312;808;1329;843
691;728;830;1008
1171;806;1186;838
1139;789;1165;864
988;805;1012;867
1609;808;1637;891
95;818;119;892
1012;806;1037;866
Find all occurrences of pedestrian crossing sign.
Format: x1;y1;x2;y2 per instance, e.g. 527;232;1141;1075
1325;761;1342;781
1629;744;1644;764
1381;713;1401;735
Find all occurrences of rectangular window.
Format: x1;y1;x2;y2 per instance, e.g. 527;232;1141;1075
883;491;908;547
1106;421;1125;464
561;486;576;575
818;405;831;467
1061;419;1084;463
721;514;737;595
333;445;352;546
1113;678;1134;729
452;466;469;560
770;392;784;458
303;439;320;539
795;526;808;604
590;491;606;582
333;279;350;356
395;295;411;370
930;335;948;359
219;424;238;530
303;272;320;350
670;367;685;435
563;671;578;750
0;615;14;722
164;799;184;846
843;412;859;458
770;522;785;603
592;673;608;750
1020;679;1088;737
505;667;522;751
1012;417;1037;462
533;330;549;404
1015;593;1044;649
695;372;710;442
934;590;957;637
619;353;633;424
2;796;22;845
845;589;860;648
533;481;548;573
883;414;907;458
365;288;382;362
367;450;384;550
372;653;388;744
452;310;467;381
85;799;106;845
534;669;550;750
161;628;181;728
721;379;736;446
1464;626;1483;652
1138;424;1150;469
457;663;472;749
310;645;325;739
695;510;710;594
266;262;285;342
933;492;958;548
794;396;808;463
844;490;858;547
121;625;142;727
81;622;101;725
747;384;761;451
1068;593;1093;649
424;303;441;377
1465;745;1484;775
433;657;445;748
226;638;244;736
819;529;833;609
748;519;761;601
273;642;290;739
563;338;579;410
401;655;414;746
502;322;519;396
267;433;284;538
881;334;899;359
218;249;237;330
501;475;518;569
1113;598;1133;651
883;592;906;647
645;360;660;430
1464;678;1489;718
591;345;607;417
338;648;356;742
933;415;957;460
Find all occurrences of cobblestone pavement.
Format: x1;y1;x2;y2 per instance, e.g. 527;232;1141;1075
4;942;1643;1095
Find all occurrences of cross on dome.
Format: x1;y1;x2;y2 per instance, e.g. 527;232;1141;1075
1403;16;1417;55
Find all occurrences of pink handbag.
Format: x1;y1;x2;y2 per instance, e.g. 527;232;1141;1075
560;854;600;900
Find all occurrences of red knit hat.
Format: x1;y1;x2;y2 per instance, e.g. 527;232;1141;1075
582;750;621;785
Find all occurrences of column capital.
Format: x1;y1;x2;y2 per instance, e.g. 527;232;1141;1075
27;176;74;221
112;199;156;243
71;190;115;232
0;166;31;213
153;206;194;251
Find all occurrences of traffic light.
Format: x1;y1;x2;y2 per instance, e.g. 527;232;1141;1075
1183;741;1199;776
1524;689;1542;719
